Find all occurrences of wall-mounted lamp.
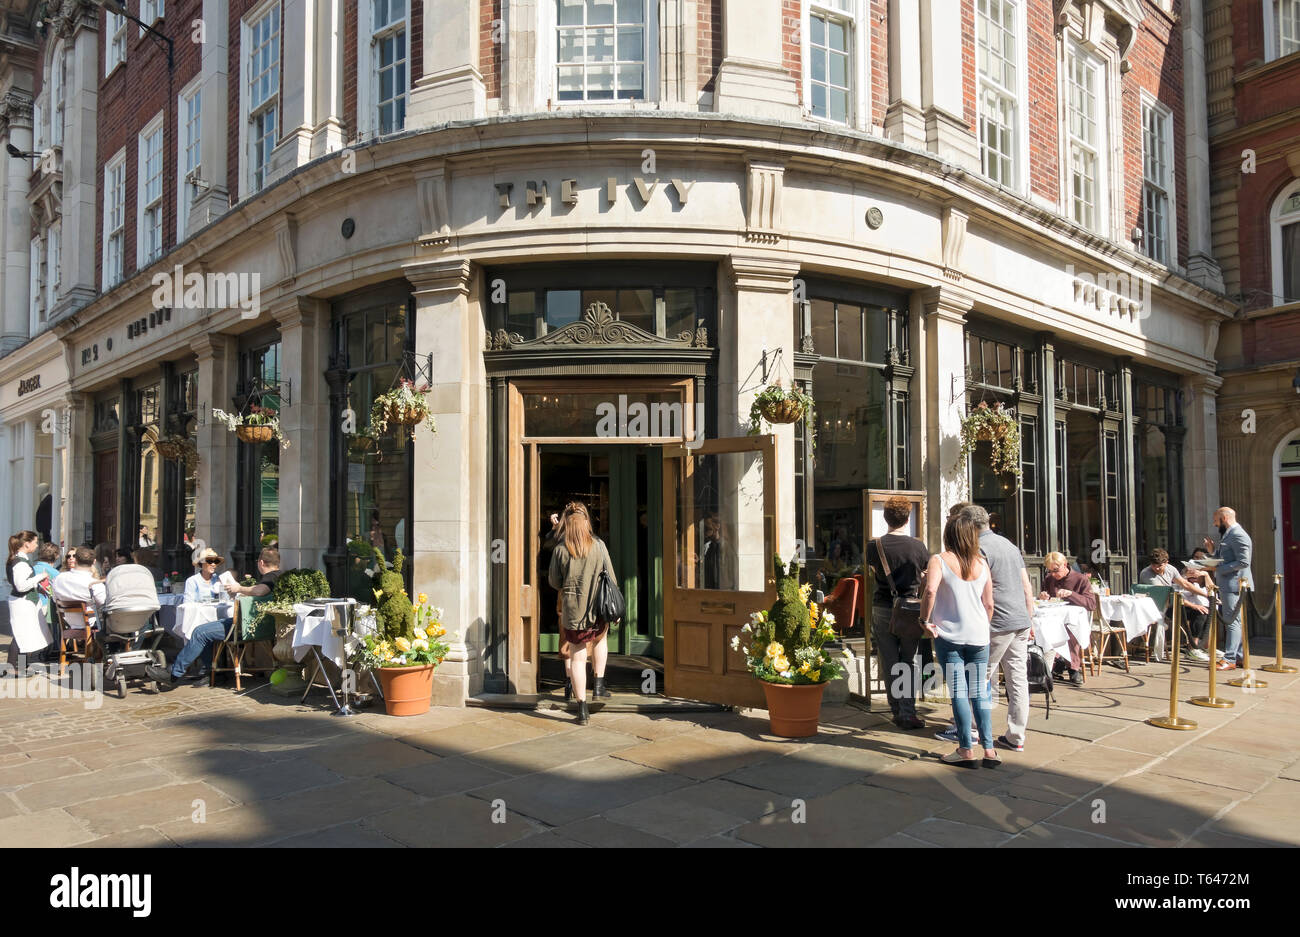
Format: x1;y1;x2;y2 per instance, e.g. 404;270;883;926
5;143;39;159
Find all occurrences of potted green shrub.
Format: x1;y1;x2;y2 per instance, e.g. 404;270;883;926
358;551;449;716
732;557;844;737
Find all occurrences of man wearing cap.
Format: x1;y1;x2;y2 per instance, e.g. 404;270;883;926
185;549;229;604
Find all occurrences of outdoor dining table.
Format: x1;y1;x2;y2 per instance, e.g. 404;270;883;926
158;594;234;641
1099;594;1163;642
1032;602;1091;667
291;598;377;712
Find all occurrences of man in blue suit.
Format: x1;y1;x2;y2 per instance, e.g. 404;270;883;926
1202;506;1253;672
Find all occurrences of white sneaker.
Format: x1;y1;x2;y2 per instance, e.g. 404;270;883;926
1187;649;1210;663
1214;649;1225;659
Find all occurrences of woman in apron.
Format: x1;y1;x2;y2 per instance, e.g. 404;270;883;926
6;531;53;669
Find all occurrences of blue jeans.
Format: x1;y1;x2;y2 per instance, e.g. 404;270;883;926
934;637;995;751
171;619;230;678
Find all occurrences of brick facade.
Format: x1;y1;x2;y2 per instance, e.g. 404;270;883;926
1025;0;1059;203
782;0;801;99
479;0;501;101
699;0;722;96
344;0;357;138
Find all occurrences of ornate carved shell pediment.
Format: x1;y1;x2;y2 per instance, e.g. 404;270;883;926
486;301;709;351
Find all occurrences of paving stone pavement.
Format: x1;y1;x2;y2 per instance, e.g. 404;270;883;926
1;643;1298;847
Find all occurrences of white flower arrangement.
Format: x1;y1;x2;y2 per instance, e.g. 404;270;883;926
211;406;290;450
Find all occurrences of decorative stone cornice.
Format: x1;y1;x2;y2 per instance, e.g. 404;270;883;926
0;90;34;130
404;257;473;295
190;333;231;363
50;0;100;39
726;255;800;293
487;301;708;352
269;295;325;332
919;285;974;320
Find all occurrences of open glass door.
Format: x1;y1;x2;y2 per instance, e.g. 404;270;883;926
661;435;777;708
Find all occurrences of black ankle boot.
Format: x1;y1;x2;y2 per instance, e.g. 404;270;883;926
592;677;611;699
564;679;573;701
577;701;590;725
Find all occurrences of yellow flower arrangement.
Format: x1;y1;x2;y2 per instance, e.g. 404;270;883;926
394;636;412;652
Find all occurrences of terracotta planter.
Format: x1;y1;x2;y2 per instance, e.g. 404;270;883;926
236;425;274;444
760;680;827;737
377;663;436;716
760;398;806;424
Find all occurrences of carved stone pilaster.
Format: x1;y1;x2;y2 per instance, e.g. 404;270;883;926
415;163;451;247
744;159;784;243
940;204;968;282
274;213;297;285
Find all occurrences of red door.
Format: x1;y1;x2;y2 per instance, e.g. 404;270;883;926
94;450;118;546
1283;477;1300;625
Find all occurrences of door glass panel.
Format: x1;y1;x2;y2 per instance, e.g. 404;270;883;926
677;450;769;592
524;392;686;438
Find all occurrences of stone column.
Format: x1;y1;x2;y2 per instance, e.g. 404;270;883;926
1182;372;1222;552
724;255;801;565
1;90;33;353
192;334;238;561
660;0;700;106
54;13;99;316
0;425;10;549
919;286;973;546
408;0;486;125
501;0;539;113
190;0;230;234
269;0;317;181
311;0;345;156
919;0;979;170
63;393;91;546
405;258;488;705
271;297;331;571
713;0;800;120
1181;0;1225;291
885;0;925;148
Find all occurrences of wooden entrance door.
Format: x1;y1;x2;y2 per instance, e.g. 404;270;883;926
1283;477;1300;625
94;450;118;546
661;435;777;708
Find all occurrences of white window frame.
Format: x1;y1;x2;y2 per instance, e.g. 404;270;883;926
975;0;1029;191
178;79;202;237
547;0;659;107
1140;93;1176;267
801;0;867;129
141;0;164;33
105;10;127;75
240;0;281;199
356;0;411;139
373;0;409;135
137;112;165;268
1264;0;1300;62
103;148;126;289
1061;40;1114;237
1271;179;1300;306
30;234;43;329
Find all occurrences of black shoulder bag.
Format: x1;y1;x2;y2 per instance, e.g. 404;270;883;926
589;540;626;626
874;538;925;641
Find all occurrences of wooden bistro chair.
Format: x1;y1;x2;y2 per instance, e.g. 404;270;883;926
54;600;95;675
211;597;276;690
1090;599;1130;675
1130;584;1173;663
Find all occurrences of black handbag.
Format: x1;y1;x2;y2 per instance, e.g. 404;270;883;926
589;541;626;626
874;537;925;641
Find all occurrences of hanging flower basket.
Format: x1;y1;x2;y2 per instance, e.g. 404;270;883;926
747;382;818;456
212;404;290;449
154;434;198;462
367;379;437;441
954;400;1022;483
348;434;378;454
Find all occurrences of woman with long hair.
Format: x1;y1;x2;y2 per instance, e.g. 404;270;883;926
6;531;53;666
547;502;619;725
919;513;997;768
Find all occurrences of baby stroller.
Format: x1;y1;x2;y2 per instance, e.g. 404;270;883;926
93;564;165;698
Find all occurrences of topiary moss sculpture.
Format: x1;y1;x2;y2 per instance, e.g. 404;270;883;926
769;556;811;650
375;549;414;639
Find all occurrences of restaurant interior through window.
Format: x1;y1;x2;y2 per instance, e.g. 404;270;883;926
331;282;414;602
232;336;282;577
1132;376;1185;561
793;280;911;593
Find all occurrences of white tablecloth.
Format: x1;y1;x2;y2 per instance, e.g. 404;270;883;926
1032;603;1090;666
291;599;356;669
1100;594;1163;642
159;598;233;641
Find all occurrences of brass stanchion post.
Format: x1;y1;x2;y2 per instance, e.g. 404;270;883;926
1148;591;1197;730
1191;582;1234;709
1227;577;1267;688
1260;573;1297;674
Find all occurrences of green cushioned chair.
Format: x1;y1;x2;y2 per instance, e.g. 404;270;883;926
1132;584;1173;663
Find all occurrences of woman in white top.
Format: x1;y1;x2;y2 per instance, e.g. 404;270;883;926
5;530;52;663
184;548;229;603
919;513;997;768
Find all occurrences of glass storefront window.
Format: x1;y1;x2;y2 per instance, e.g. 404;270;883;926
1134;380;1182;559
523;391;687;439
1064;409;1102;559
137;384;161;552
236;341;282;562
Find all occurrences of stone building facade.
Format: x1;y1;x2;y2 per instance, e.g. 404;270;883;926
0;0;1242;702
